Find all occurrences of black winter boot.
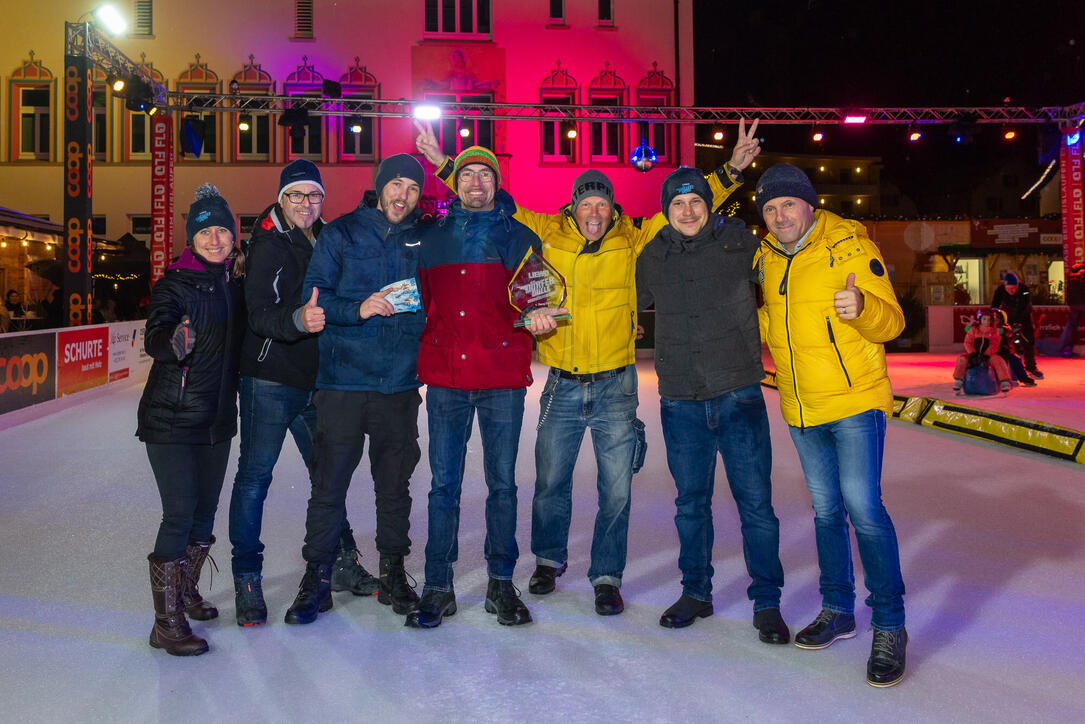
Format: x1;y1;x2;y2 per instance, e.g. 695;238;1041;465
180;537;218;621
330;545;379;596
148;554;208;656
234;573;267;626
378;555;419;615
284;563;333;625
485;578;532;626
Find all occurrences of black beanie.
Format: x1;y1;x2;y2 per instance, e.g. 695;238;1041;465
375;154;426;195
660;167;711;219
1003;272;1019;285
186;183;236;244
755;163;818;217
278;159;325;202
570;170;614;208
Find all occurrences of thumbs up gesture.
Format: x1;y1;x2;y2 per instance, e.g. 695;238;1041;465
832;273;865;321
170;315;196;359
300;287;325;333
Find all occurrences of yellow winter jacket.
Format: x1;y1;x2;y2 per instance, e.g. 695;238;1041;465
755;210;904;428
435;160;742;373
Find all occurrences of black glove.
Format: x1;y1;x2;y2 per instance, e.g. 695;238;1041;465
170;315;195;359
968;353;985;369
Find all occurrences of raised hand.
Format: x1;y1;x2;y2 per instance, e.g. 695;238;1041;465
728;118;761;171
413;120;447;167
170;315;195;359
359;289;395;320
833;273;865;321
300;287;325;333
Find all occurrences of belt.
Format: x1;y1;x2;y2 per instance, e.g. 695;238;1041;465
554;365;627;384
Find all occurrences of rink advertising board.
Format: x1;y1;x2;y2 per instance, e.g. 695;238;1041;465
951;305;1080;345
108;321;151;383
0;332;56;414
56;326;109;397
1060;130;1084;268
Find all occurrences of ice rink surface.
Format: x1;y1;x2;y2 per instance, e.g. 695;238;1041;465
1;360;1083;723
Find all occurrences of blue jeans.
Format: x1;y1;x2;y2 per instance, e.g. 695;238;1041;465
229;375;357;577
788;409;906;632
532;365;637;587
423;386;526;591
659;384;783;608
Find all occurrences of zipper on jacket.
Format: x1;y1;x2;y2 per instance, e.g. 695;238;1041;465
776;252;804;429
180;366;189;394
825;316;853;387
257;337;272;362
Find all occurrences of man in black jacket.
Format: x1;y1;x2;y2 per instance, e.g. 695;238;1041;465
636;167;787;643
991;272;1043;378
229;160;376;626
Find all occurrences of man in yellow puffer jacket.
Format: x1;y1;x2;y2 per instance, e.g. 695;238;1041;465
753;163;908;688
415;120;760;615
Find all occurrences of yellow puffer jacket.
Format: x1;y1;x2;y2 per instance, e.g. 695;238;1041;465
755;210;904;428
435;160;741;373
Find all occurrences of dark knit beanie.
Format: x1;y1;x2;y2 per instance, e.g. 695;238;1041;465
755;163;818;217
278;160;325;202
570;170;614;208
1003;272;1019;285
452;146;501;189
660;167;711;219
186;183;236;244
374;153;426;195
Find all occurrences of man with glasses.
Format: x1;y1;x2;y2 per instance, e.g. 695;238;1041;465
230;160;378;626
285;154;430;625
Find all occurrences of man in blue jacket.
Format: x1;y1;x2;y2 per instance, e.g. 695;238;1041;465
284;154;429;625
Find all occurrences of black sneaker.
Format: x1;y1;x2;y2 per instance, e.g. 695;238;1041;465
528;562;567;595
867;629;908;687
485;579;533;626
234;573;267;627
405;588;457;629
794;609;856;649
330;546;379;596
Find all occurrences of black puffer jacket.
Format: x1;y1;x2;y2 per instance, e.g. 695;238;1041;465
239;203;322;389
137;248;244;445
636;213;764;401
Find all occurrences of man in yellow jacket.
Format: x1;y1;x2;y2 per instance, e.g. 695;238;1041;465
415;120;760;615
754;163;908;687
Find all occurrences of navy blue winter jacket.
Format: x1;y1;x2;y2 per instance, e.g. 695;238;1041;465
302;191;426;393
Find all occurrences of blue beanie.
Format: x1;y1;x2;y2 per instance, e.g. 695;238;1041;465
186;183;236;244
660;167;711;219
755;163;818;217
278;160;325;202
375;154;426;195
1003;272;1019;285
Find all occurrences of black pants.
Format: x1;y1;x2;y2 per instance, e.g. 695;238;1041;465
146;440;232;560
301;388;422;565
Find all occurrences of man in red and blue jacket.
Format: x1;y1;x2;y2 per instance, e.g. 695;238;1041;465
406;146;541;629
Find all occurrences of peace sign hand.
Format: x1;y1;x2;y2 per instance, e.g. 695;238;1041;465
413;120;447;167
728;118;761;172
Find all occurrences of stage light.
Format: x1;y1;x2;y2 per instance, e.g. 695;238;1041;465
907;126;922;142
712;129;724;141
238;120;250;131
92;4;127;35
413;105;441;121
107;75;125;93
819;166;826;172
322;80;342;99
279;107;310;140
819;198;826;205
346;117;363;134
566;128;577;139
812;128;824;142
855;167;862;173
229;80;240;94
124;77;156;114
1003;128;1017;141
1068;130;1082;145
459;127;470;138
843;115;867;124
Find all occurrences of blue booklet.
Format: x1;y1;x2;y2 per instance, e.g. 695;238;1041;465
381;278;422;313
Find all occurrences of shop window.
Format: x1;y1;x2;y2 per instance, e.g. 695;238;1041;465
425;0;492;39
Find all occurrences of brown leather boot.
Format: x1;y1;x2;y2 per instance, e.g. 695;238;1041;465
148;554;208;656
181;537;219;621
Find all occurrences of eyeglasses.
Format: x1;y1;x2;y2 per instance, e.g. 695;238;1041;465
283;190;325;204
458;169;495;184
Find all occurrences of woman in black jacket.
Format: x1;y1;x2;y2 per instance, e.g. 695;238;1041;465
137;184;244;656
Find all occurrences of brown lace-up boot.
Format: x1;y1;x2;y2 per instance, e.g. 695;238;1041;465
181;537;219;621
148;554;208;656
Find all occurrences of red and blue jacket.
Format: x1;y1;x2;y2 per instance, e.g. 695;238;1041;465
417;190;540;390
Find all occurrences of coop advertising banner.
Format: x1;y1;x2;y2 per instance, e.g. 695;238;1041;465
0;331;56;414
56;325;109;397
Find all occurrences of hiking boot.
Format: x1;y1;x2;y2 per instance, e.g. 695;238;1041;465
528;562;567;595
330;545;379;596
148;554;208;656
794;609;857;649
404;588;457;629
234;573;267;627
485;578;532;626
867;629;908;687
284;563;333;625
378;554;419;615
180;538;218;621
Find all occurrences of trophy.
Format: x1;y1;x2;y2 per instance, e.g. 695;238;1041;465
508;250;572;328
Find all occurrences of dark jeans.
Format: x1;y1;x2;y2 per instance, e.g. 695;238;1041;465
229;376;361;576
147;440;232;560
301;388;422;566
423;386;525;591
659;384;784;609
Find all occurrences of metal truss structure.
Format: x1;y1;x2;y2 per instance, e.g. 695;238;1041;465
163;91;1085;126
64;21;168;107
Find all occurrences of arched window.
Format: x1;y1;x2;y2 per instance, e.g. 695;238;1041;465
636;62;674;166
124;54;164;161
175;54;220;163
9;51;55;161
538;61;577;165
231;55;275;162
283;56;326;161
338;58;380;163
587;62;626;163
